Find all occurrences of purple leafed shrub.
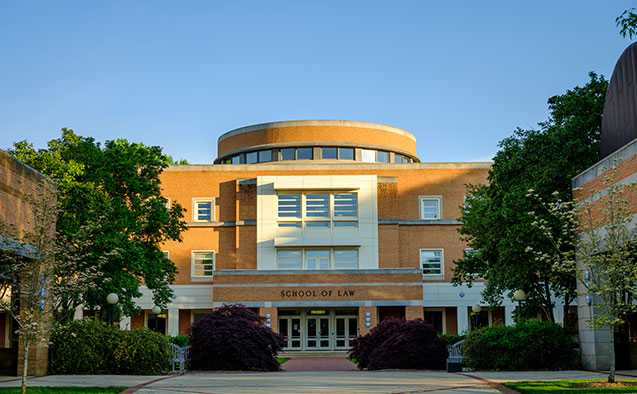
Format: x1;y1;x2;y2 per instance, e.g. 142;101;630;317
187;304;286;371
349;318;448;370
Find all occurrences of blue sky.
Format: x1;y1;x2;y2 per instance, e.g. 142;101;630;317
0;1;634;164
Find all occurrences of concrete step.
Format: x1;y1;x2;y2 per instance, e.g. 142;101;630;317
279;351;349;358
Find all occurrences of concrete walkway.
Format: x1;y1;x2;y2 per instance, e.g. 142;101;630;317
0;370;634;393
282;357;358;371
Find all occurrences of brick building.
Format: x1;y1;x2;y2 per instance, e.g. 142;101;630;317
122;120;532;351
0;149;55;375
573;43;637;370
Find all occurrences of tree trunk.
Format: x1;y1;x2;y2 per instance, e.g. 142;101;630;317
609;323;616;383
544;281;555;323
21;343;29;394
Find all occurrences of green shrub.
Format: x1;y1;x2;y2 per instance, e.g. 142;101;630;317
464;320;578;370
49;319;120;374
114;329;171;375
50;319;172;375
169;335;189;347
438;333;465;345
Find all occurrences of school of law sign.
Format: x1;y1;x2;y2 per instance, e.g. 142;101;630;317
280;289;356;298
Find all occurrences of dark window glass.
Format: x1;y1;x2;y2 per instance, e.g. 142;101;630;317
322;147;337;159
424;311;444;333
394;154;404;163
297;147;313;160
281;148;295;161
377;151;389;163
231;155;241;164
258;150;272;162
246;152;258;164
339;148;354;160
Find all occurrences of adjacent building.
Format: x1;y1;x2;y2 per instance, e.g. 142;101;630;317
573;43;637;370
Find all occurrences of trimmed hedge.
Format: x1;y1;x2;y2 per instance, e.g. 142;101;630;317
348;318;448;370
188;304;286;371
439;333;465;346
463;320;579;370
50;319;171;375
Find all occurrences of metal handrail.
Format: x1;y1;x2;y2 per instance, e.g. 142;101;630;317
169;344;191;374
447;340;464;361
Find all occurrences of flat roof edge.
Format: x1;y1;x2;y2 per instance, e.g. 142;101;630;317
165;162;492;171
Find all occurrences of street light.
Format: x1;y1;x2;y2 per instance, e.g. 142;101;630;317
106;293;118;326
471;304;482;330
151;305;162;333
513;289;526;321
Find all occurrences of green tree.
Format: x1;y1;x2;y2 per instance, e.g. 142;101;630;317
0;180;102;394
528;168;636;383
8;129;187;319
617;8;637;39
452;73;608;324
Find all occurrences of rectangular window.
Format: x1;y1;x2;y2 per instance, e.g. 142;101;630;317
258;150;272;163
322;147;337;159
281;148;295;161
420;249;443;276
333;249;358;269
334;221;357;227
278;222;302;228
278;194;301;218
361;149;375;162
419;196;442;220
394;154;404;163
306;221;329;227
276;249;359;270
193;199;214;221
377;151;389;163
231;155;241;164
339;148;354;160
246;152;258;164
334;193;357;217
277;250;302;269
297;147;313;160
192;251;215;277
306;194;329;218
424;310;444;333
306;250;330;270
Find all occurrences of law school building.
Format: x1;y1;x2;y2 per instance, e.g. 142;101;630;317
122;120;547;351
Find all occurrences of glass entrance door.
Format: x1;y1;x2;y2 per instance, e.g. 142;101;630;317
306;317;331;349
335;316;358;349
279;317;302;350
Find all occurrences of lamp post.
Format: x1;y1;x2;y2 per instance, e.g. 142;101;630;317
471;304;482;330
513;289;526;322
106;293;119;326
151;305;162;333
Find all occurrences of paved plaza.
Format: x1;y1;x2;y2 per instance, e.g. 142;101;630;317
0;369;634;394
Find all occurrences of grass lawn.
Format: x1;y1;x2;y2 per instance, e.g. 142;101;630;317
277;357;290;365
0;387;126;394
503;380;637;393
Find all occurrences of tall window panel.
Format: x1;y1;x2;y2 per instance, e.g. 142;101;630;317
420;249;443;277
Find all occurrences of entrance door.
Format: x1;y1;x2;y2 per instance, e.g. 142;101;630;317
335;316;358;349
306;317;331;349
279;317;302;350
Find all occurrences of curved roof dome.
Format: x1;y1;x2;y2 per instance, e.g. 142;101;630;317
215;120;419;164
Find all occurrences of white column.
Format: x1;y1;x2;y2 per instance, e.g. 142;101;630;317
457;305;469;334
167;308;179;336
554;302;565;326
73;306;83;320
120;316;131;330
504;305;514;326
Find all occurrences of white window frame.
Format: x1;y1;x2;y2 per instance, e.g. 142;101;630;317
276;248;359;271
420;248;444;278
423;308;447;334
191;250;216;280
162;250;170;259
192;198;215;222
418;195;442;220
277;192;358;228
